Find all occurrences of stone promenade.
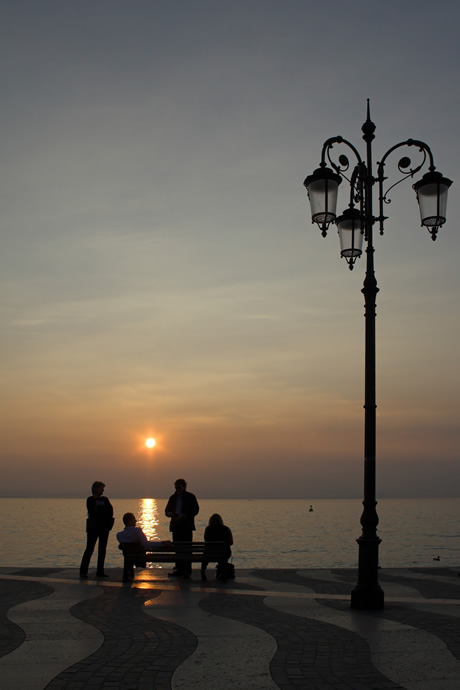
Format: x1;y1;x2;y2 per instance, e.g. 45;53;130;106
1;566;459;689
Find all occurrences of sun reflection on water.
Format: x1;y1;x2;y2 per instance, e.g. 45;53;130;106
137;498;160;541
136;498;166;570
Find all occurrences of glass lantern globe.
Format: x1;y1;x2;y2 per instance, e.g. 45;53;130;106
336;207;363;269
303;166;342;235
413;170;452;240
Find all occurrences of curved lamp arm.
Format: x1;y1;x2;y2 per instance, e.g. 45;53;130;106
320;136;364;182
376;139;435;235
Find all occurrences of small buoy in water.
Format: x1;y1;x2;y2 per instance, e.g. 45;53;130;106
309;505;313;512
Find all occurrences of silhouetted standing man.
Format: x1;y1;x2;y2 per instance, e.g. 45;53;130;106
165;478;199;578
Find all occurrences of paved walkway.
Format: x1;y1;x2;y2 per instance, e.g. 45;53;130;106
0;566;459;689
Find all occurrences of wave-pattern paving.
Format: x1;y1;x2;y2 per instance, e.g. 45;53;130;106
1;582;102;690
1;567;459;689
252;567;352;595
0;579;52;659
45;585;197;690
254;567;460;687
200;590;404;689
145;588;278;689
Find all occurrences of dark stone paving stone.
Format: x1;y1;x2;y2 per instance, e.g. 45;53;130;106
0;578;53;658
253;568;353;596
45;586;197;690
200;591;403;689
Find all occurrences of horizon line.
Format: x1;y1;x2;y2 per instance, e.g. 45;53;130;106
1;495;459;500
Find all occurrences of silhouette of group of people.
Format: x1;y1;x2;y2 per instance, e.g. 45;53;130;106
79;478;233;581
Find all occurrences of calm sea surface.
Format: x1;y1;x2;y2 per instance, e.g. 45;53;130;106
1;498;459;570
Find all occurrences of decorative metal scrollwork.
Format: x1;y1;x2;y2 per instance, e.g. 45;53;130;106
323;138;365;210
377;140;433;234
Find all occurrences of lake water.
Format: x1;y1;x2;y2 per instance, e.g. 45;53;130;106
1;497;459;570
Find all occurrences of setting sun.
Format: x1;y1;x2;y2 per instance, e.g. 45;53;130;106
145;438;156;448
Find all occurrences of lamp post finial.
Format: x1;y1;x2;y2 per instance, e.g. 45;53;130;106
362;99;375;142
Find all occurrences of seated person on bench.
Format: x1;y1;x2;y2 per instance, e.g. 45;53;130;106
201;513;233;581
117;512;172;571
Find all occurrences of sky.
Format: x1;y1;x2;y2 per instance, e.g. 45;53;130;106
1;0;459;499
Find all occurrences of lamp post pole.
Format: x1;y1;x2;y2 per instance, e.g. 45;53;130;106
304;102;452;610
354;113;383;609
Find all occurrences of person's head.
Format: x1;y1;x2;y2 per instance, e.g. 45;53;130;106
208;513;223;527
174;478;187;494
122;512;137;527
91;481;105;496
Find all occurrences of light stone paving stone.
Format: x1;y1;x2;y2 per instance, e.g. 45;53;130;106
401;682;460;690
414;602;460;618
144;588;278;690
0;583;102;690
296;568;353;583
369;629;460;690
259;574;460;690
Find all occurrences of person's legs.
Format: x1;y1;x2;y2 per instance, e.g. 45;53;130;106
80;531;98;576
171;528;193;576
96;530;109;576
179;528;193;576
168;529;182;576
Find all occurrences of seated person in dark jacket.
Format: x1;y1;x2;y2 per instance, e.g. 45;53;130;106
117;512;172;570
201;513;233;581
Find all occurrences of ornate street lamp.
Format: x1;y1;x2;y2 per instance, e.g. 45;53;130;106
303;102;452;610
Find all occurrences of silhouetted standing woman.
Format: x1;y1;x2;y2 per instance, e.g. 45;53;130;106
79;481;114;578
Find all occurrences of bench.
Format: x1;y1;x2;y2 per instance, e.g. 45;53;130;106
119;541;229;582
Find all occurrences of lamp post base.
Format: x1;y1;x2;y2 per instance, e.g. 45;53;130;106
351;534;384;609
351;583;384;610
